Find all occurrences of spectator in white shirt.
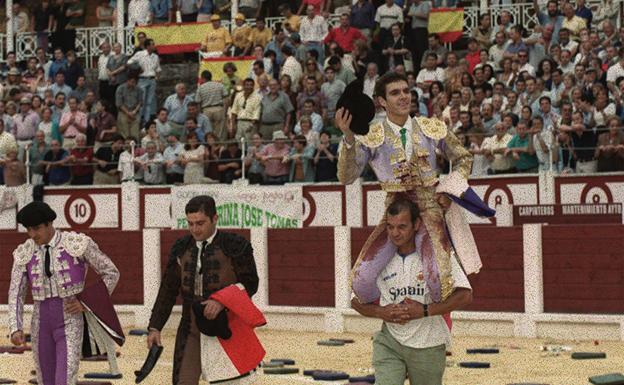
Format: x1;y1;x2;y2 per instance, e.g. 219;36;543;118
280;46;303;92
127;39;161;123
363;62;378;99
375;0;403;48
416;53;446;98
97;42;114;106
606;47;624;85
489;31;508;69
299;5;329;63
467;127;489;176
128;0;152;26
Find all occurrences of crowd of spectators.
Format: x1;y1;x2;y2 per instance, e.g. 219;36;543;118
0;0;624;188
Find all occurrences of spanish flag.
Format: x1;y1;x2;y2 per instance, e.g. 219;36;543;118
428;8;464;43
198;56;255;83
135;22;213;54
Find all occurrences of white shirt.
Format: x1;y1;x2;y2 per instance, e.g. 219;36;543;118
560;40;579;54
299;15;328;43
195;229;218;295
128;0;152;26
488;43;508;69
363;75;378;99
470;142;489;176
128;50;162;77
376;233;471;349
416;67;446;84
482;133;513;171
607;62;624;83
518;63;536;77
98;53;112;81
375;4;404;30
386;116;413;160
533;129;555;167
118;151;135;181
280;56;303;92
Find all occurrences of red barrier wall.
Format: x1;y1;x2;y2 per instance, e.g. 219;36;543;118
268;227;335;307
543;225;624;314
0;230;143;304
466;226;524;312
350;226;525;312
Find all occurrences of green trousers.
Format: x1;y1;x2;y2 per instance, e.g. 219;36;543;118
372;324;446;385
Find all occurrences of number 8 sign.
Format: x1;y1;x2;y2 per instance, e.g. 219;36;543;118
64;195;96;228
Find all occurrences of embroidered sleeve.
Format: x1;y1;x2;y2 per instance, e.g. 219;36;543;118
8;257;29;335
222;233;259;297
148;237;187;331
337;140;372;184
440;129;473;179
61;231;90;257
83;237;120;294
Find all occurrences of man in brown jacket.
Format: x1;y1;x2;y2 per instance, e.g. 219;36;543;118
146;195;259;385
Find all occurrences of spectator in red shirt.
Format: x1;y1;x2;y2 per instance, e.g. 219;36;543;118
297;0;325;15
323;13;367;54
67;133;94;185
465;38;481;74
259;130;291;185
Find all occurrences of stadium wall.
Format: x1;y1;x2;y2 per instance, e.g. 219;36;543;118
1;173;624;339
1;222;624;340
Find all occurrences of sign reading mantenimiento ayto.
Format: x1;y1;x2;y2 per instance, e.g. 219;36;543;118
171;185;303;229
513;203;623;225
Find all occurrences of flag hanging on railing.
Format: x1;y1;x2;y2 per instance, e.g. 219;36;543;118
428;7;464;43
134;22;213;54
198;56;255;83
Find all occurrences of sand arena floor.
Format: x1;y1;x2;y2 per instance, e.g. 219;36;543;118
1;327;623;385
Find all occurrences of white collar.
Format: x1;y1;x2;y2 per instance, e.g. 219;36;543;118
42;230;60;250
195;229;218;250
386;116;412;135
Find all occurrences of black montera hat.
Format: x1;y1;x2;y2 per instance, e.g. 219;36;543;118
336;79;375;136
16;201;57;227
191;301;232;339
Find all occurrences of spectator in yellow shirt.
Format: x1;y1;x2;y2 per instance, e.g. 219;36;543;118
279;4;301;34
202;14;233;56
562;2;587;39
249;18;273;49
231;13;253;56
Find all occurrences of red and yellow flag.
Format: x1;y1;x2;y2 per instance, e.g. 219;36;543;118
428;8;464;43
134;22;213;54
198;56;255;83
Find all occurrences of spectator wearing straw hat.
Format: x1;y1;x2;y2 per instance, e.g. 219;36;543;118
231;13;253;56
202;14;232;56
259;130;291;185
